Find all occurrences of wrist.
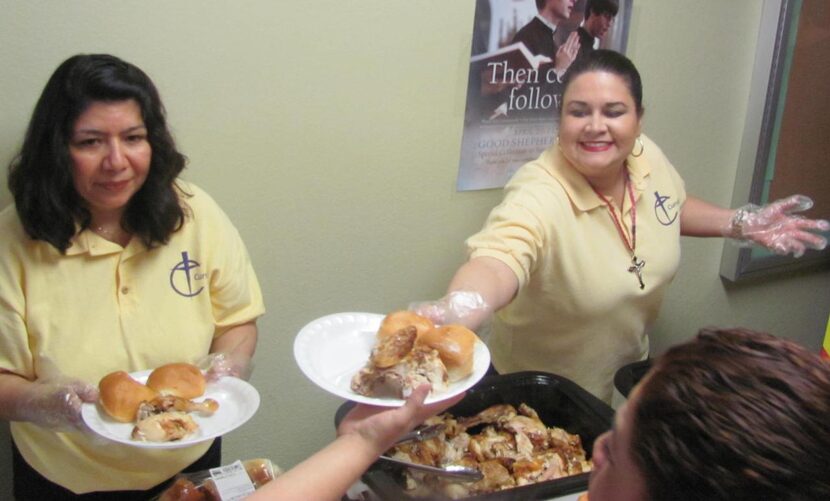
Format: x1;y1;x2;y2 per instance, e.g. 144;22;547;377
339;430;388;461
726;208;749;239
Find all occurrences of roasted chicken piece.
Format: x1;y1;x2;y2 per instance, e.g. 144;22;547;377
384;403;592;498
457;404;517;430
352;345;448;398
131;411;198;442
472;459;516;492
136;395;219;421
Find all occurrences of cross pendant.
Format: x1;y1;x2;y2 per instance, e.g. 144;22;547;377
628;256;645;290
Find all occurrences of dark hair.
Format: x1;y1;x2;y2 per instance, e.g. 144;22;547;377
631;328;830;501
585;0;619;18
562;49;644;116
7;54;187;253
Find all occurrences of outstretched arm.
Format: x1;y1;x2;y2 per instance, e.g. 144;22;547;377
412;256;518;332
246;385;463;501
679;196;734;237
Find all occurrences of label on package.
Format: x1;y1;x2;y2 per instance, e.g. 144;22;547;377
209;460;256;500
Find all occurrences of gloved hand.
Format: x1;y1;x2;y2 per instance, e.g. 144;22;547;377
197;352;254;382
409;291;489;327
17;378;98;432
723;195;829;258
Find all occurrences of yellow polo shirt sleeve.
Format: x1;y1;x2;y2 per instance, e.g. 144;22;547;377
466;153;564;289
188;186;265;336
0;208;33;378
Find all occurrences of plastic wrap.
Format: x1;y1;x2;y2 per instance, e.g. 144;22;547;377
154;458;281;501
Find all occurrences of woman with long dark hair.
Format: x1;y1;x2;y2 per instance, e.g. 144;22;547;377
0;54;265;498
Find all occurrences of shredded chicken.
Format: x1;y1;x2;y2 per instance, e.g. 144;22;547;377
132;396;218;442
136;395;219;421
386;403;592;498
131;411;198;442
352;328;448;398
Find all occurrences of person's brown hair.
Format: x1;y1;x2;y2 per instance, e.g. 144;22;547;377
631;327;830;500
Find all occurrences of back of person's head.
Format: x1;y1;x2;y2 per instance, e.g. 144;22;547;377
585;0;619;18
8;53;186;252
562;49;643;116
632;327;830;500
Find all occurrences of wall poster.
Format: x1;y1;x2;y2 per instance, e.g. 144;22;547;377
457;0;633;191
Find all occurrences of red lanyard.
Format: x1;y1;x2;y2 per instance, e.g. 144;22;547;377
592;170;637;255
591;170;646;289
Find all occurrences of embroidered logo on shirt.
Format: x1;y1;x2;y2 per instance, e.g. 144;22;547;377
654;191;679;226
170;251;206;297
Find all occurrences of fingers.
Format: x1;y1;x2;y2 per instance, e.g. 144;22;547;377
420;391;465;418
764;229;826;257
796;218;830;232
768;194;814;215
401;385;465;426
788;230;828;251
566;31;580;48
769;239;806;258
69;381;99;403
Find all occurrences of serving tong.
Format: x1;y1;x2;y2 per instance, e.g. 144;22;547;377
393;423;445;445
379;424;484;482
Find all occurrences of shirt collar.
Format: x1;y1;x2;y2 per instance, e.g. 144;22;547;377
540;141;652;212
65;227;144;257
535;14;558;33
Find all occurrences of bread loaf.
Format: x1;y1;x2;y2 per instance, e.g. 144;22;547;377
416;325;477;382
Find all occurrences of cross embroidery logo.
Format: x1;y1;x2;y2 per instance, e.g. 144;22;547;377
169;251;205;297
653;191;679;226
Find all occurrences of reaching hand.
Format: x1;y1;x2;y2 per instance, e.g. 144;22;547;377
337;385;464;455
726;195;829;258
18;378;98;432
410;291;489;327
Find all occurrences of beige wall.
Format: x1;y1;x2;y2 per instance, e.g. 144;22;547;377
1;0;827;496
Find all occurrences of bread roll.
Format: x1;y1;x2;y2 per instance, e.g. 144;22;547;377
416;325;477;382
378;311;434;340
98;371;159;423
146;363;206;399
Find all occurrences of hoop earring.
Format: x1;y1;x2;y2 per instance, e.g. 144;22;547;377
631;136;644;157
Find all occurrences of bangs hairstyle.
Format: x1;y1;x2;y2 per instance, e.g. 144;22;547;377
562;49;644;117
7;53;187;253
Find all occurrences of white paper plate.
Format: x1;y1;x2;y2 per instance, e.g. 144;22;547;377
81;370;260;449
293;312;490;407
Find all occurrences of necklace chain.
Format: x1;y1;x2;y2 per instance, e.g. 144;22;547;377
591;170;646;289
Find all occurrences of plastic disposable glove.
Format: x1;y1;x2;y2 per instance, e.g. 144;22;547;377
198;352;254;382
409;291;489;327
17;378;98;432
723;195;829;258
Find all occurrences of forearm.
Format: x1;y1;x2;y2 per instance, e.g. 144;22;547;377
446;256;519;331
680;196;735;237
247;433;380;501
0;372;33;421
210;321;258;358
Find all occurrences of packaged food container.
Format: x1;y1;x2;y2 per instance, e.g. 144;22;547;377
153;458;280;500
335;371;613;500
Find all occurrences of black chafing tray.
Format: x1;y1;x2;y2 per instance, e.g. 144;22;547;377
335;371;614;500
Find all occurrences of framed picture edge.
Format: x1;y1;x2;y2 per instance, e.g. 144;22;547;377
719;0;830;282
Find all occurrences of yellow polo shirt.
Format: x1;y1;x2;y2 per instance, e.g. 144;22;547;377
467;134;686;403
0;181;265;493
